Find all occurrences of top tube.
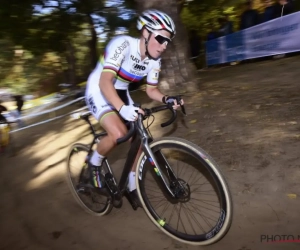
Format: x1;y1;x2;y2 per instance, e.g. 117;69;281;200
116;103;181;145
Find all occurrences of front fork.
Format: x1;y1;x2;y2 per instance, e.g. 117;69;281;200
141;137;178;198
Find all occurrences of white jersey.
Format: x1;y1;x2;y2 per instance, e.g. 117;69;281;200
85;35;161;122
89;35;161;90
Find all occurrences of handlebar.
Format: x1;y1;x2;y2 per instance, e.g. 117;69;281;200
116;121;136;145
116;102;186;145
145;103;177;127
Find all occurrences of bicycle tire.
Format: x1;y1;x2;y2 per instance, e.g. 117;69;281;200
136;137;232;245
66;143;113;216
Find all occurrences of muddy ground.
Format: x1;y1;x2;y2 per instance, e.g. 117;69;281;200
1;55;300;250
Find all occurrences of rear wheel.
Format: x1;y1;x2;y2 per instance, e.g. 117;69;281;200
136;137;232;245
66;143;113;216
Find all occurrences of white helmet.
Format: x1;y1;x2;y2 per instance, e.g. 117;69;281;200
137;9;176;38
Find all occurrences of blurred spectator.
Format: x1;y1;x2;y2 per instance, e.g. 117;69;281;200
273;0;294;19
240;0;260;30
13;95;24;127
189;30;201;59
0;100;8;123
189;30;202;69
218;16;234;37
260;0;276;23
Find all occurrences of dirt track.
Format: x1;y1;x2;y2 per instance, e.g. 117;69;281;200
1;56;300;250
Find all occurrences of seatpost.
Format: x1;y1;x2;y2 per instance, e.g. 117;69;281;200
83;116;96;137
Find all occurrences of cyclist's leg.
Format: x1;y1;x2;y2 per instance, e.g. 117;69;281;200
89;113;127;188
126;147;142;192
122;90;143;200
85;79;128;187
98;112;128;156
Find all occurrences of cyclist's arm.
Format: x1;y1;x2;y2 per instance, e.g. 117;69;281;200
99;72;124;111
145;59;165;103
146;87;165;103
99;36;130;111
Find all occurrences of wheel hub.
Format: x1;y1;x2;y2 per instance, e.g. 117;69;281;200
170;178;190;202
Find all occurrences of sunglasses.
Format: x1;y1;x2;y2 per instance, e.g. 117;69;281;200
152;32;172;45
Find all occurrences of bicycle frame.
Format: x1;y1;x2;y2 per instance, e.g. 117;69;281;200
82;112;178;198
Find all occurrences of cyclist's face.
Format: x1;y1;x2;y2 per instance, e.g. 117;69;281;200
147;30;172;58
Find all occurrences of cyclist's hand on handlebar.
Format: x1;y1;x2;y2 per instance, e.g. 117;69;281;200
118;105;144;121
118;105;138;121
162;95;184;110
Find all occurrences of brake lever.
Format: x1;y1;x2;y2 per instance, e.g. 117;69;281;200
175;95;186;116
143;108;151;119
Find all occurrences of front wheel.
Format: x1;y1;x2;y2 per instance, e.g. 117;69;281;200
136;137;233;245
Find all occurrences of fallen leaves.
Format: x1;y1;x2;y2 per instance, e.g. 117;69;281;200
287;194;297;199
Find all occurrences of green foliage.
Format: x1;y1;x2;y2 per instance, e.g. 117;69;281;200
0;0;134;94
1;0;299;95
181;0;268;39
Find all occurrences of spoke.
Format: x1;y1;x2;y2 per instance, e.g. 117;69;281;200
183;202;220;222
189;174;210;188
186;201;219;230
182;202;208;233
159;199;172;219
148;195;170;211
173;203;188;234
186;167;198;186
190;197;221;208
147;193;165;199
190;184;216;194
182;202;205;234
168;203;176;224
190;183;211;193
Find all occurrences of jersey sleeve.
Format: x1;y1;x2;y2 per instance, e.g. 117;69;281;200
146;59;161;88
101;36;130;75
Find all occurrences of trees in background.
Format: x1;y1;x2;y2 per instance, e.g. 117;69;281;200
0;0;298;95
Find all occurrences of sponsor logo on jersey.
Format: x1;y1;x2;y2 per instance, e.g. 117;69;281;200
129;70;146;76
110;40;130;61
133;63;146;71
88;96;97;114
130;55;140;63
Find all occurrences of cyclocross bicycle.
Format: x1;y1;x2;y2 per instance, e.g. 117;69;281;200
66;100;233;245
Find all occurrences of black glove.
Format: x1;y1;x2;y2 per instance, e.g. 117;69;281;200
162;95;182;105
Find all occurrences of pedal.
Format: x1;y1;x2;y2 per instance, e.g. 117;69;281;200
76;183;92;194
104;173;123;208
77;183;110;197
124;190;142;210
